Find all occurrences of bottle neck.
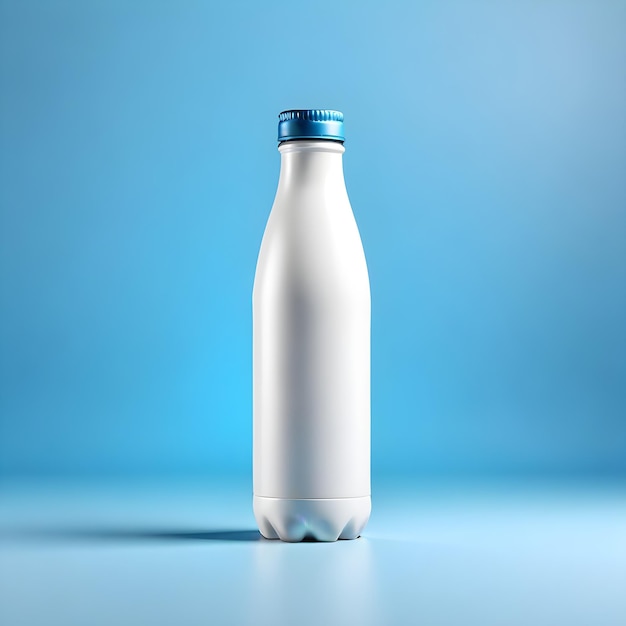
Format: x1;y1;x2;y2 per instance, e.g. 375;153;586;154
277;140;346;191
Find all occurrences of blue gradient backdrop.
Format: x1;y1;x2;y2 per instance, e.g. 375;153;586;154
1;0;625;479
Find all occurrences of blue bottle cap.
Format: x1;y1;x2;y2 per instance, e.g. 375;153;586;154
278;109;344;142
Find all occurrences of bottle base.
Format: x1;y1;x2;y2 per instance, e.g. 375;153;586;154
253;495;371;542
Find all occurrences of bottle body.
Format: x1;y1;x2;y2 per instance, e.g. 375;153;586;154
253;139;370;542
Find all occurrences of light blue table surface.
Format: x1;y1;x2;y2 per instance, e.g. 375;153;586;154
1;478;624;625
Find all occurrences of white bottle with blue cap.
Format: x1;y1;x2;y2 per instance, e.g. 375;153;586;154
253;110;371;541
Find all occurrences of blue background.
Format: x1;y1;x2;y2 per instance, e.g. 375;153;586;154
1;0;625;480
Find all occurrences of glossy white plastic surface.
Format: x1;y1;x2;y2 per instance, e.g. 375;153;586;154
253;139;370;541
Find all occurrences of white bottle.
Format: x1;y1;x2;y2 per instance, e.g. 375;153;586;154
253;110;371;542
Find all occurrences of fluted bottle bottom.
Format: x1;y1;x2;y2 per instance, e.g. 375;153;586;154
253;495;371;542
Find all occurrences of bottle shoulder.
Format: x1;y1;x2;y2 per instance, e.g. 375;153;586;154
253;196;370;305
